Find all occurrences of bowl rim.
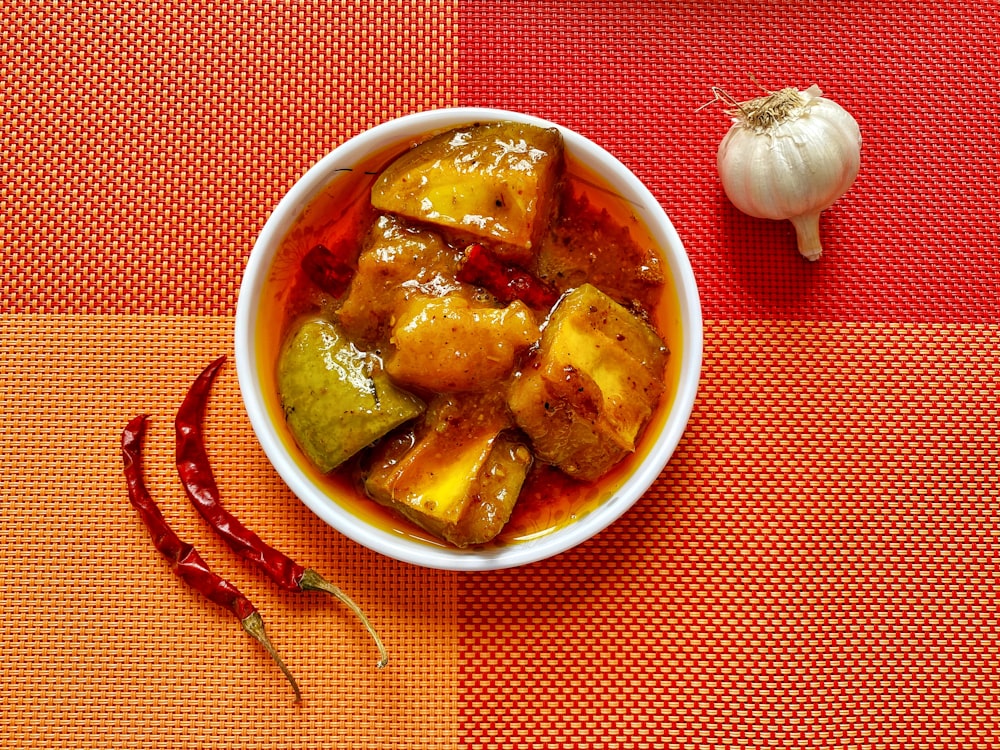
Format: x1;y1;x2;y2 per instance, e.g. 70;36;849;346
235;106;703;571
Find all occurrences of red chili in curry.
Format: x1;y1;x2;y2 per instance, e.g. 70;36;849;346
456;242;560;309
121;414;301;701
301;243;354;298
174;355;388;669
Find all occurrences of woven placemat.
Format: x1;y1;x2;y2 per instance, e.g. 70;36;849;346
2;2;997;748
459;321;998;747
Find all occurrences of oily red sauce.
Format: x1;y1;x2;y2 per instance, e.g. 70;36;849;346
254;129;684;549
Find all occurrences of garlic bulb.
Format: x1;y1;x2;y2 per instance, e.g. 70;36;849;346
716;84;861;261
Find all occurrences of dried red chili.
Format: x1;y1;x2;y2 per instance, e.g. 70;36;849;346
301;243;354;298
174;356;388;669
121;414;301;701
456;243;560;310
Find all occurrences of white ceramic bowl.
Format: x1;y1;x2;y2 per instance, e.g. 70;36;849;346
235;107;702;571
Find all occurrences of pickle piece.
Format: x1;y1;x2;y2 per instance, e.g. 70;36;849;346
451;434;532;546
364;393;531;547
278;318;425;473
337;214;462;346
385;294;539;392
371;121;564;263
507;284;668;480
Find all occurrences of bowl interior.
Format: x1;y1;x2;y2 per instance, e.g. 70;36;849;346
235;107;702;571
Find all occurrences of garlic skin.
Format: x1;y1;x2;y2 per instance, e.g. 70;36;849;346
717;84;862;261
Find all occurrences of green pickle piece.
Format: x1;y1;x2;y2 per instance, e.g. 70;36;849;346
278;318;425;473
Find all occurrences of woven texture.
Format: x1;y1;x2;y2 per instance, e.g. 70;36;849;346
2;2;997;748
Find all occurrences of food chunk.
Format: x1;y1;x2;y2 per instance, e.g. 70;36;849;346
385;294;539;392
278;318;425;473
363;393;532;547
371;121;564;263
507;284;668;480
534;187;666;312
337;215;462;345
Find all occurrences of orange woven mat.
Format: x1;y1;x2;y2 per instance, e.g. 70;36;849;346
2;2;997;748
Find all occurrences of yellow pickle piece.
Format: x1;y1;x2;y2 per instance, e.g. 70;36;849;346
507;284;669;481
371;121;565;263
337;214;462;346
385;294;539;392
363;393;532;547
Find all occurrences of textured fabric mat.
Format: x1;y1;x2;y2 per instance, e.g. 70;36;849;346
2;2;997;748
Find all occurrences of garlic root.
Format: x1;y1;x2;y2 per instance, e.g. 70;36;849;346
791;213;823;262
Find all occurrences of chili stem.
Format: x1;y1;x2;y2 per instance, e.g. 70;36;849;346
298;568;389;669
241;612;302;702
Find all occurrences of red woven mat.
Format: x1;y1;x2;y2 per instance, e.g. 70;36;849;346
1;2;996;748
